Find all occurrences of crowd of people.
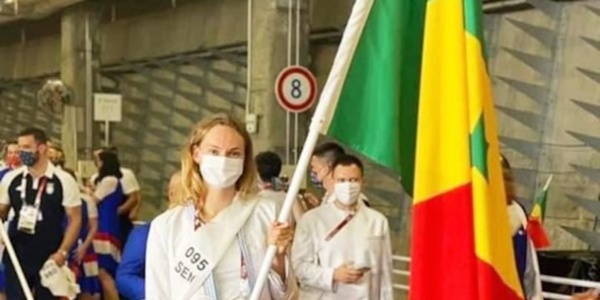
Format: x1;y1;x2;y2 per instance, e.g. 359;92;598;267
0;128;143;300
0;114;395;299
143;115;394;299
0;113;596;300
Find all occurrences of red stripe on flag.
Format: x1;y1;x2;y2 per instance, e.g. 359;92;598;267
527;218;550;249
477;259;523;300
410;183;478;300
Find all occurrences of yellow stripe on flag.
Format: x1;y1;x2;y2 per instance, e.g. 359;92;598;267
414;0;471;204
465;33;523;297
531;204;542;219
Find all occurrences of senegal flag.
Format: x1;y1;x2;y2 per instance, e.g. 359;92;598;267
317;0;523;297
528;175;553;249
410;0;523;298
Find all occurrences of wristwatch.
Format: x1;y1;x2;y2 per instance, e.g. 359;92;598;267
58;249;68;258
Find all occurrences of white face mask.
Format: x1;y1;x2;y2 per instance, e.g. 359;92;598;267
334;182;361;206
199;155;244;189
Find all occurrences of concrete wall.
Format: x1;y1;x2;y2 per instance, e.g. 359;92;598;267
0;0;354;78
99;0;248;65
102;56;247;218
485;1;600;250
0;35;59;78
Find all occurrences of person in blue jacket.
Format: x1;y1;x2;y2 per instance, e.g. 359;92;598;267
115;223;150;300
115;171;181;300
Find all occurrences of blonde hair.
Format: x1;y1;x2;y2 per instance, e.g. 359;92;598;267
175;114;257;207
168;171;183;204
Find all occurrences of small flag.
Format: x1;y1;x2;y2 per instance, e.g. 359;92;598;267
528;175;553;249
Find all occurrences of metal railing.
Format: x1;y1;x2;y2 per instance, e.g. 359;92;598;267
392;255;600;299
392;255;410;292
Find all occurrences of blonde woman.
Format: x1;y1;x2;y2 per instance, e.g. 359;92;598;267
145;114;296;300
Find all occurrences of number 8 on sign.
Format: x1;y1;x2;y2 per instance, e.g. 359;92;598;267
275;66;318;113
291;79;302;99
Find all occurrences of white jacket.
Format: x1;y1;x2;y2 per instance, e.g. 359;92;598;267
292;202;393;299
145;195;297;300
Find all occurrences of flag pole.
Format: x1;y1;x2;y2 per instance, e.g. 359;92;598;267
0;221;34;300
248;0;370;297
250;99;331;300
248;85;332;300
543;174;553;191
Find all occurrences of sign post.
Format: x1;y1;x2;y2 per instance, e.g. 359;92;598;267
275;65;318;113
93;93;122;146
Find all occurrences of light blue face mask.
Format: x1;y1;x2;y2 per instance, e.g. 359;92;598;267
310;170;323;189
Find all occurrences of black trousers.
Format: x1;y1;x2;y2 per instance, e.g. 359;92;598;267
5;260;58;300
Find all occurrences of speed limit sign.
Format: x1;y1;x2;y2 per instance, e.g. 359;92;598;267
275;66;318;113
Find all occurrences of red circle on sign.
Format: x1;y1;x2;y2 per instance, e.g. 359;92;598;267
275;66;317;113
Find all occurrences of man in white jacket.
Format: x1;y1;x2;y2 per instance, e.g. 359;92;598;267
292;154;393;299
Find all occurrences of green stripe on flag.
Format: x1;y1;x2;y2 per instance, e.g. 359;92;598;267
537;188;549;221
470;115;489;181
326;0;427;195
464;0;487;59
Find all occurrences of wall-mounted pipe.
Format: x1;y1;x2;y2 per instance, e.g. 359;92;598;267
84;12;92;158
246;0;252;116
483;0;532;13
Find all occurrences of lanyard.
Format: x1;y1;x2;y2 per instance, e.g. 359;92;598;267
20;175;48;209
325;213;355;242
240;254;248;280
194;209;203;231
